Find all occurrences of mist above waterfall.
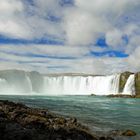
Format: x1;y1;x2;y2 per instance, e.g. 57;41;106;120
0;70;44;94
0;70;136;96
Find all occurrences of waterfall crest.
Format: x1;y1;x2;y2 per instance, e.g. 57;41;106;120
0;70;136;95
43;74;120;95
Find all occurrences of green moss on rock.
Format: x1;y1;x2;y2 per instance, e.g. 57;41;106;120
135;72;140;96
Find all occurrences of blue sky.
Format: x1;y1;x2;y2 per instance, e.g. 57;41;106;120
0;0;140;74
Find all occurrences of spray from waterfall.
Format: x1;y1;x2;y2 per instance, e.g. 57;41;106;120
0;71;136;95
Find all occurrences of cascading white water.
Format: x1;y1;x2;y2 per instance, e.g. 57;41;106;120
43;74;120;95
122;74;135;95
0;78;17;93
0;79;8;92
0;70;136;95
0;75;33;94
25;74;33;92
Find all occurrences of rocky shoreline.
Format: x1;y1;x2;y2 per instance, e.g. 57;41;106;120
107;94;140;98
91;94;140;98
0;100;136;140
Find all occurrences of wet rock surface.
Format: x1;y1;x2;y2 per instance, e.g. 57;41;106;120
0;100;98;140
122;130;136;136
107;94;136;98
108;130;137;137
0;100;137;140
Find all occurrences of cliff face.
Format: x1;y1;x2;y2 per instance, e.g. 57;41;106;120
135;72;140;97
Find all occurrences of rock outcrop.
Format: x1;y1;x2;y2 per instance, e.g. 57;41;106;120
0;100;98;140
135;72;140;97
0;100;137;140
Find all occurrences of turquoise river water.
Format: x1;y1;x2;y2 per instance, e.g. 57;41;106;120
0;95;139;140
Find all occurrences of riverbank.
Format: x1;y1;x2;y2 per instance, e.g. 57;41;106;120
0;100;137;140
106;94;140;98
0;100;102;140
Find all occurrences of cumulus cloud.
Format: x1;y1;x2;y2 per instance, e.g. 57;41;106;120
0;0;139;45
64;8;110;45
0;0;140;74
67;0;140;47
127;46;140;71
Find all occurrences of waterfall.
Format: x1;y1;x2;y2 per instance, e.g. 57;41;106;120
123;74;135;95
0;73;33;94
0;78;8;92
25;74;33;92
0;78;17;93
2;70;134;96
43;74;120;95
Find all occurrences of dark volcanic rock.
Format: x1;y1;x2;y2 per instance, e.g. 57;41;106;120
135;72;140;97
99;137;114;140
107;94;136;98
121;130;136;136
0;100;98;140
0;100;136;140
108;129;137;137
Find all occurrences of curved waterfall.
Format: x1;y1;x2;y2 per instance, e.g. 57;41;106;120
0;70;136;95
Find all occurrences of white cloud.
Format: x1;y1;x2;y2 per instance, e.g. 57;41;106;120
0;44;136;74
64;8;110;45
0;45;90;58
0;0;140;74
0;0;139;48
106;29;124;50
127;46;140;71
0;0;23;13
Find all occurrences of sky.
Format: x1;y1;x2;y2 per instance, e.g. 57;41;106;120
0;0;140;74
